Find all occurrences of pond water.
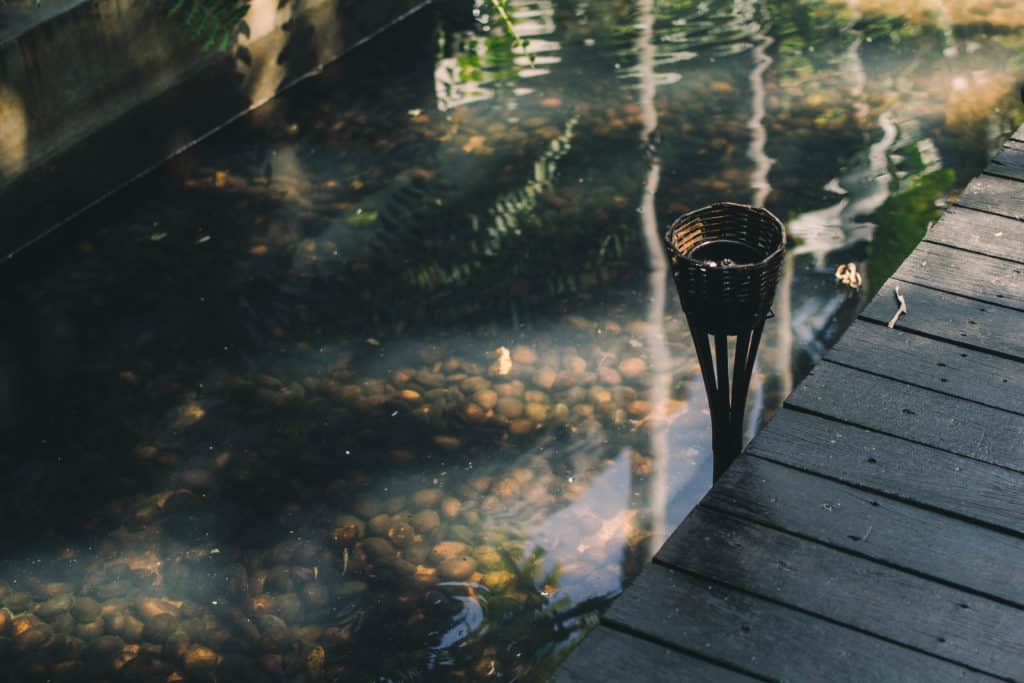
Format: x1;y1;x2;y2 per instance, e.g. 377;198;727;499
1;0;1022;681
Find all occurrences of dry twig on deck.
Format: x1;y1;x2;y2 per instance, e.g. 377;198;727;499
887;287;908;329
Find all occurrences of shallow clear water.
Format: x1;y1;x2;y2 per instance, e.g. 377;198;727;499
0;0;1022;681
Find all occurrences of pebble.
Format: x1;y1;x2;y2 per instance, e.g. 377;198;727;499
524;402;548;421
619;357;647;380
306;644;326;681
13;614;41;637
16;624;55;652
598;367;622;385
89;634;124;660
143;613;177;642
387;521;416;546
403;541;431;565
434;435;461;449
496;397;524;419
494;478;521;498
508;419;534;435
628;400;652;417
37;593;73;618
495;381;524;398
474;546;503;570
438;556;477;581
368;513;392;536
184;644;220;673
511;346;538;364
411;509;441;533
441;497;461;519
463;403;486;422
473;389;498;410
430;541;468;564
76;619;105;639
412;488;443;508
482;571;516;592
71;596;101;623
331;514;365;545
360;537;397;560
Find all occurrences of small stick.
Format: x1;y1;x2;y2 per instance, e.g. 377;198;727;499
887;286;908;329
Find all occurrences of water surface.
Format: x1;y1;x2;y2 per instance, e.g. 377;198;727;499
1;0;1022;680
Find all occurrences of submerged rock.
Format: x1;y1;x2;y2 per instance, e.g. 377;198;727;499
438;556;476;581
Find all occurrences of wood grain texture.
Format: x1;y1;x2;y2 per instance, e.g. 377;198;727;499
892;241;1024;311
657;506;1024;680
825;321;1024;413
552;626;759;683
604;562;1000;683
988;140;1024;183
1014;122;1024;142
924;206;1024;264
703;456;1024;608
747;409;1024;536
860;280;1024;361
957;174;1024;221
785;361;1024;471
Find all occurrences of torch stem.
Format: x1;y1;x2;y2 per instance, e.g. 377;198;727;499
686;319;768;481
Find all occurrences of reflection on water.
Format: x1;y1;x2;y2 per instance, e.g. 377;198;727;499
1;0;1022;680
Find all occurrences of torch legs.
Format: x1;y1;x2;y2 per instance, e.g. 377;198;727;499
686;319;766;481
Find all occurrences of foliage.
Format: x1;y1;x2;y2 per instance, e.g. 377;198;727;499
866;167;955;296
164;0;250;51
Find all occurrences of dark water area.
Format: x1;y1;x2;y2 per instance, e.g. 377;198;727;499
0;0;1022;681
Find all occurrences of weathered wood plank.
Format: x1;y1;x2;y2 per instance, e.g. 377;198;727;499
1014;122;1024;142
604;562;1000;682
657;506;1024;679
747;409;1024;537
785;361;1024;471
924;206;1024;264
957;173;1024;221
986;139;1024;183
702;457;1024;608
892;241;1024;311
860;280;1024;361
552;626;759;683
924;207;1024;264
825;321;1024;413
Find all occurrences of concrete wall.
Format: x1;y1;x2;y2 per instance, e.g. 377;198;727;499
0;0;430;258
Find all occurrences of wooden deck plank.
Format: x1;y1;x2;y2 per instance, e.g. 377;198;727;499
956;173;1024;221
924;206;1024;265
656;506;1024;680
785;361;1024;471
824;321;1024;414
702;457;1024;608
603;562;1000;683
746;409;1024;536
860;280;1024;361
986;139;1024;183
1013;122;1024;142
892;241;1024;311
552;627;759;683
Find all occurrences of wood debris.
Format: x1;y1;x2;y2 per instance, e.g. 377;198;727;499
887;286;908;328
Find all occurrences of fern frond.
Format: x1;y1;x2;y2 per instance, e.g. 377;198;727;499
164;0;250;52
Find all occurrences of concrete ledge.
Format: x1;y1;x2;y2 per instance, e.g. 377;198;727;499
0;0;431;258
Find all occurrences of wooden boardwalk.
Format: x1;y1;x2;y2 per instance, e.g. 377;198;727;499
555;126;1024;682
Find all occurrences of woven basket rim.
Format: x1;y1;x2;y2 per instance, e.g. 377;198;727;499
665;202;786;272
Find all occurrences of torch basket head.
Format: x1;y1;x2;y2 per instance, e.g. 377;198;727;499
665;202;786;335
